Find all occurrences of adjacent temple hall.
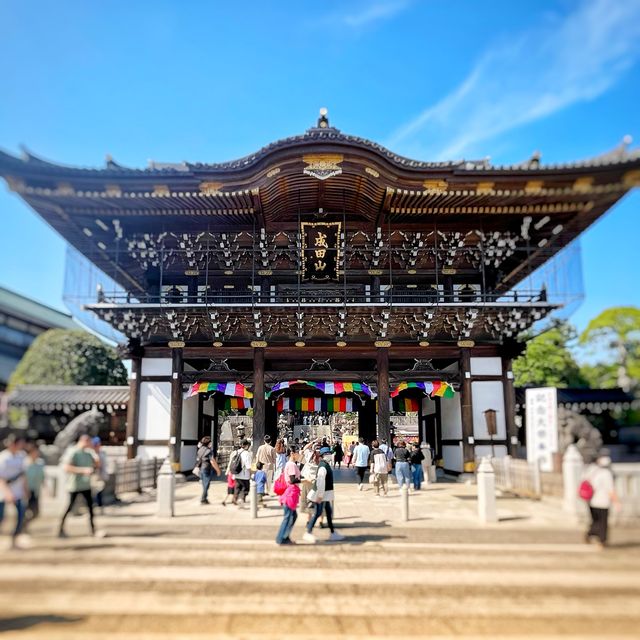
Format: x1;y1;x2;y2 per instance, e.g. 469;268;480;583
2;111;639;473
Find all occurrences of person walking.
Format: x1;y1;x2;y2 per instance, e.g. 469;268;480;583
275;439;287;476
583;449;620;549
410;443;425;491
369;439;389;496
254;462;267;507
275;446;301;545
232;440;252;507
352;437;370;490
24;442;45;530
346;441;356;468
393;439;412;490
303;447;345;543
0;435;27;548
256;435;276;494
58;434;101;538
332;441;344;468
91;437;109;512
196;436;221;504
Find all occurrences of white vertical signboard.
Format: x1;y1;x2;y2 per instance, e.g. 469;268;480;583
525;387;558;472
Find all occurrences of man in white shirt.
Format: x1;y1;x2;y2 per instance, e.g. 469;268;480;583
352;437;370;490
255;435;276;494
0;435;27;548
232;440;253;507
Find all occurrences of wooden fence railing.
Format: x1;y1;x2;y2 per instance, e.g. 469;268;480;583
114;458;163;495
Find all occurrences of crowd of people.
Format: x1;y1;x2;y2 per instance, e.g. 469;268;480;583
0;432;108;548
191;433;436;545
0;430;622;551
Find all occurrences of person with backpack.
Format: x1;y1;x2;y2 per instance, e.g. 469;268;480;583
196;436;221;505
393;439;412;490
275;446;301;545
581;449;620;549
231;440;252;507
303;446;345;543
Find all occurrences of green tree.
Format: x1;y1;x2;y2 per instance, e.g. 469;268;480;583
579;307;640;392
513;323;586;388
8;329;127;389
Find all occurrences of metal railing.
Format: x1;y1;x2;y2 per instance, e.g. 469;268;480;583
90;288;550;308
114;458;162;495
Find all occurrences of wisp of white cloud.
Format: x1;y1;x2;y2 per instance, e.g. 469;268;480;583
387;0;640;160
330;0;410;29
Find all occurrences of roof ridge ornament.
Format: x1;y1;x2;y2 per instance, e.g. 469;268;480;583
317;107;330;129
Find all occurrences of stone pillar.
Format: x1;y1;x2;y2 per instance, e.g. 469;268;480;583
252;346;265;451
502;357;518;456
126;355;141;459
377;346;390;442
169;345;184;471
460;348;475;472
477;457;498;523
156;458;175;517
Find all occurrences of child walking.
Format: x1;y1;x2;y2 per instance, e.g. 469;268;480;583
254;462;267;507
221;472;235;506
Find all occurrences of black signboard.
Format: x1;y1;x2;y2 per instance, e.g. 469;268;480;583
301;222;341;282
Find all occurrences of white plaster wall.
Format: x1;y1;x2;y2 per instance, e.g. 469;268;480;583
440;395;462;440
137;445;168;461
475;444;508;459
442;444;463;472
470;357;502;376
138;382;171;440
141;358;172;377
421;397;436;415
472;381;506;439
181;445;197;471
182;395;199;440
202;398;215;417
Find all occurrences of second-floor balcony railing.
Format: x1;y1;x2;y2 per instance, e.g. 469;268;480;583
94;286;549;308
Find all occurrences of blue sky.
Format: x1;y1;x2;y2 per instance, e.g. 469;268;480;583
1;0;639;336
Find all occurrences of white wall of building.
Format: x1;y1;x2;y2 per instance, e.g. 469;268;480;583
182;395;199;441
141;358;172;377
137;445;169;460
475;444;508;458
421;396;436;415
440;394;462;440
181;445;197;471
442;444;463;472
138;381;171;440
471;380;506;439
470;357;502;376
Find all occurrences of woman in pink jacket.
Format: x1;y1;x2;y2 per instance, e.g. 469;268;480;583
275;446;301;545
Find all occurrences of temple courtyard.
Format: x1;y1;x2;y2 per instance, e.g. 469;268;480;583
1;474;639;639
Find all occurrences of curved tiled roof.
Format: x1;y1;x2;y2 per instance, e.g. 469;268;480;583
1;125;639;177
8;385;129;409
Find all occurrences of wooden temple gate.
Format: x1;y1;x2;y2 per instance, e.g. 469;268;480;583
1;110;638;474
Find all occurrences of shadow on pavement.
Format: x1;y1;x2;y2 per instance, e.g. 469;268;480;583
0;615;82;632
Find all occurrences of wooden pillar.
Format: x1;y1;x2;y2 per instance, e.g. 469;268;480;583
265;397;278;443
126;355;141;459
376;347;390;442
460;348;475;472
212;394;220;457
502;357;518;456
252;347;265;451
169;346;183;471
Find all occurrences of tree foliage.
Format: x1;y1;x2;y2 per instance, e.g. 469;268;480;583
8;329;127;389
579;307;640;392
513;323;586;388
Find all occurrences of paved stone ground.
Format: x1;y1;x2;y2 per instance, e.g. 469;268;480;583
1;470;639;638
